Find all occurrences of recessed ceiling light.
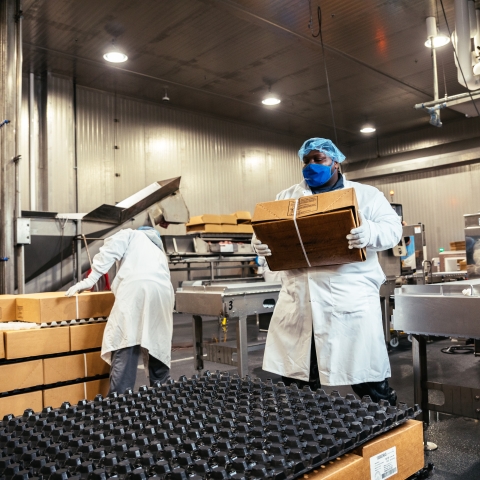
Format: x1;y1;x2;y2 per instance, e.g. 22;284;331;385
360;125;376;133
262;92;281;105
424;34;450;48
103;51;128;63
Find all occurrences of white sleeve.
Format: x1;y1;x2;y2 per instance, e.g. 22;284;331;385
364;191;403;251
88;229;133;282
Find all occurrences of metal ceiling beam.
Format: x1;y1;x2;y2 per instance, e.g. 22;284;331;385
205;0;433;98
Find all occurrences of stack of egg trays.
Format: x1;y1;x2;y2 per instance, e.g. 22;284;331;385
0;371;420;480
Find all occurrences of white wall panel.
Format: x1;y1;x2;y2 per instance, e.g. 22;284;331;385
76;86;301;222
76;87;115;213
365;163;480;258
44;74;76;212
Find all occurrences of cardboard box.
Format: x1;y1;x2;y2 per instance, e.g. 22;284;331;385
186;223;223;233
303;454;364;480
353;420;424;480
4;326;70;359
234;211;252;223
43;378;109;408
252;188;366;271
235;224;253;234
16;292;114;323
187;214;222;225
70;322;106;351
0;295;17;322
78;292;114;319
0;359;43;392
220;214;237;225
0;332;4;359
0;391;43;418
44;351;109;384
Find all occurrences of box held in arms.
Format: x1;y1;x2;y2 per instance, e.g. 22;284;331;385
252;188;366;271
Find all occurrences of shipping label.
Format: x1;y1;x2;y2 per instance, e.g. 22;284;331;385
287;196;318;217
369;446;398;480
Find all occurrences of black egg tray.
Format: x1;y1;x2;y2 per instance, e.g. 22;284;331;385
0;371;420;480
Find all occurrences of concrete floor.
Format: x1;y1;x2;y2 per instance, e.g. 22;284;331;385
134;314;480;480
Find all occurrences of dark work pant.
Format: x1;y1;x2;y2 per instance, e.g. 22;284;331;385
108;345;170;395
282;335;321;391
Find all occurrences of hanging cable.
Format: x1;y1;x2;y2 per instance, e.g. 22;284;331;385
439;0;480;116
307;1;339;145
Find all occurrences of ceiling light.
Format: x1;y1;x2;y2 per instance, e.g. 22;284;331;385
103;42;128;63
360;125;376;133
424;34;450;48
262;92;281;105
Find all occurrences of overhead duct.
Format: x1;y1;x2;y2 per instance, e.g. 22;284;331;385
453;0;480;90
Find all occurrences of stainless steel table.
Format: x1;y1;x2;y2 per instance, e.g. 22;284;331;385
393;280;480;423
175;282;281;377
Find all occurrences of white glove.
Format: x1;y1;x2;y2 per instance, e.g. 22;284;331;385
253;238;272;256
65;277;97;297
346;212;371;249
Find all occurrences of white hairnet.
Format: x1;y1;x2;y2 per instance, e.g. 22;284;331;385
298;138;346;163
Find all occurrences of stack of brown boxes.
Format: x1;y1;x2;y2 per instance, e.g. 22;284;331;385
0;292;114;417
186;211;253;234
449;241;466;251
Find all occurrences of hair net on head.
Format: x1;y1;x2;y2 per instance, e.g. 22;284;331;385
298;138;346;163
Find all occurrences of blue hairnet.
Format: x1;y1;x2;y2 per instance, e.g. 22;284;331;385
298;138;346;163
137;226;161;239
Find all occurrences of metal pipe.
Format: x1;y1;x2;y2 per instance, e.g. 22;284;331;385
76;220;82;282
14;0;24;294
414;89;480;109
29;72;35;210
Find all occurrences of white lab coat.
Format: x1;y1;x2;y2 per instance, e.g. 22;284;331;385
262;179;402;386
88;229;174;367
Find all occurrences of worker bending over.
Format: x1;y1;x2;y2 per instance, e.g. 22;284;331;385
254;138;402;405
66;226;174;395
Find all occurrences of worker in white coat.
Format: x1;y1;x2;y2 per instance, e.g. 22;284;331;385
66;226;174;395
253;138;402;405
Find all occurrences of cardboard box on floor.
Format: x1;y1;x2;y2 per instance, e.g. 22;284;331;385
44;351;109;384
0;359;44;392
0;391;43;418
4;326;70;359
353;420;424;480
16;292;114;323
252;188;366;271
0;295;17;322
303;453;363;480
70;322;106;351
43;378;109;408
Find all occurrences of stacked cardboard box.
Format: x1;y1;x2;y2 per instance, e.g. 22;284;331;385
450;241;466;251
186;211;253;234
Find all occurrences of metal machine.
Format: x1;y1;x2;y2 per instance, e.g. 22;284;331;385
175;281;281;377
17;177;189;292
393;280;480;422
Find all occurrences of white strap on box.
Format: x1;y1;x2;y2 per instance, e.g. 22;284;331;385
293;198;311;267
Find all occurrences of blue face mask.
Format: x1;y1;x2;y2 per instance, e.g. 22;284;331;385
302;162;335;187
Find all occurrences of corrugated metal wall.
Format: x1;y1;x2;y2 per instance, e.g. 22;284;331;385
365;163;480;257
75;85;302;219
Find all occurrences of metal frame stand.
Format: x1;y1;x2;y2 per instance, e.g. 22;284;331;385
192;314;249;377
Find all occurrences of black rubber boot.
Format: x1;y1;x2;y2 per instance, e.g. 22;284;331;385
351;379;397;406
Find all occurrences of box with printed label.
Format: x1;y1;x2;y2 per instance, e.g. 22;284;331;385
0;295;17;322
353;420;424;480
0;359;44;392
43;378;109;408
70;322;106;351
0;391;43;418
44;351;109;384
4;326;70;359
252;188;366;271
302;453;364;479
